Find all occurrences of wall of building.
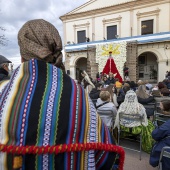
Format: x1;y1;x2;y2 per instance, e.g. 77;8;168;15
63;1;170;44
158;3;170;32
65;19;92;45
133;3;170;36
138;42;170;81
67;51;87;79
62;0;170;81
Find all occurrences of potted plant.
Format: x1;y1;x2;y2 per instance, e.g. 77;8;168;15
150;69;157;79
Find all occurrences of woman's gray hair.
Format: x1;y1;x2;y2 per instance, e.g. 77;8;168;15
0;63;8;68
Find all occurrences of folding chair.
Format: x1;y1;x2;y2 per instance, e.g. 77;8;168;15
158;146;170;170
97;110;116;139
97;110;114;129
143;102;156;110
142;102;156;121
154;102;170;126
118;112;143;160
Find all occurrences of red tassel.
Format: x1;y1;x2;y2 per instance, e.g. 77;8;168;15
0;143;125;170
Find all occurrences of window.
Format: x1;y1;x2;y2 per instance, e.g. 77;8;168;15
141;20;153;35
138;55;146;65
107;25;117;40
139;73;144;78
77;30;86;43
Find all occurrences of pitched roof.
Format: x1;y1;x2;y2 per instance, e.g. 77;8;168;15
66;0;135;15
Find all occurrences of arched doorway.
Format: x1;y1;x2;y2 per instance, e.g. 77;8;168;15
138;52;158;83
75;57;87;80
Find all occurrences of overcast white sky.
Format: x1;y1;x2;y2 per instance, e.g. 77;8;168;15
0;0;89;68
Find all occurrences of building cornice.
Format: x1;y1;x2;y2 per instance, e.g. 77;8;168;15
73;22;90;28
60;0;169;21
102;16;122;23
136;8;161;18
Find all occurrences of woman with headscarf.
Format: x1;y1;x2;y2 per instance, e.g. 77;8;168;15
114;90;155;153
114;90;148;128
0;19;124;170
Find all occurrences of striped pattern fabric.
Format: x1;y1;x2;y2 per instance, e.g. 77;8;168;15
0;59;116;170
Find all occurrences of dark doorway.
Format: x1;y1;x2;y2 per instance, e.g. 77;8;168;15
138;52;158;83
76;57;87;80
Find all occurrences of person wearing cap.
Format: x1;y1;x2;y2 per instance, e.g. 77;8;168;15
0;19;120;170
0;55;12;81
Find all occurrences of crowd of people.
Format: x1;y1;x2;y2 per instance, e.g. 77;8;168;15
79;70;170;169
0;18;170;169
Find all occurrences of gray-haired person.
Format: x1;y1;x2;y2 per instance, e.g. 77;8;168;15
0;55;12;81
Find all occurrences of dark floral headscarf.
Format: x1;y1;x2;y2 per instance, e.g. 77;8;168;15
18;19;62;64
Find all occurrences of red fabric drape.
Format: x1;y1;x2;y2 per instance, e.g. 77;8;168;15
102;57;123;83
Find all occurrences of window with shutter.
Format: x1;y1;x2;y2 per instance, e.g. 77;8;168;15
141;20;153;35
107;25;117;40
77;30;86;43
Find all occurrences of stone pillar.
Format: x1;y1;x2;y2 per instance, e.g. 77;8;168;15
64;53;70;71
86;46;98;80
126;41;138;82
70;65;76;79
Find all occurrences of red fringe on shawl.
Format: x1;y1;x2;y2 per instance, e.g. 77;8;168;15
103;57;123;83
0;143;125;170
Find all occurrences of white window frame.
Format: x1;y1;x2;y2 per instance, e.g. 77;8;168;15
102;16;122;39
73;22;90;43
136;8;160;35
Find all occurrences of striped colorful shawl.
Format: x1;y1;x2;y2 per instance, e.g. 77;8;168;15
0;59;118;170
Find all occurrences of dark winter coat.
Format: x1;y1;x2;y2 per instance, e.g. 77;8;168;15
150;120;170;169
89;88;101;100
137;96;155;117
0;68;9;81
117;88;125;105
137;96;154;105
107;78;115;85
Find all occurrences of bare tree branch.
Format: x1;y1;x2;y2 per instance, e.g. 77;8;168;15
0;8;8;46
0;31;7;46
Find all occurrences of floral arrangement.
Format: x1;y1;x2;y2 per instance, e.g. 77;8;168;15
96;41;127;78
